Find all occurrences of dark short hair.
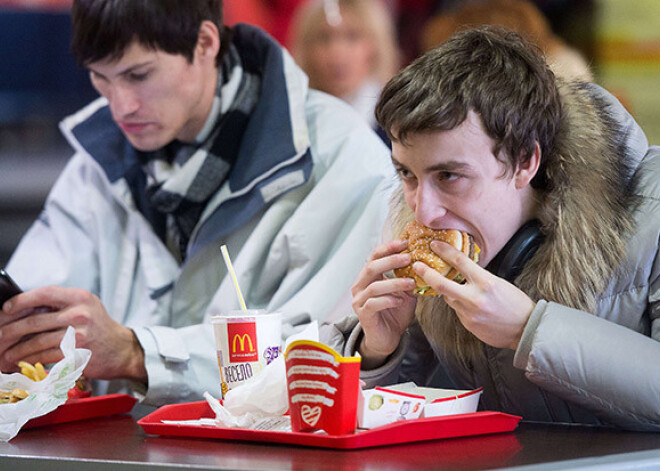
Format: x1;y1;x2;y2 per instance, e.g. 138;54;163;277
376;25;562;189
71;0;226;67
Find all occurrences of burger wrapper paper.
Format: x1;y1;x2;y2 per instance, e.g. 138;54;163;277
0;326;91;441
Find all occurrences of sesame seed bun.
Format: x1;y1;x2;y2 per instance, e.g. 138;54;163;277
393;221;480;295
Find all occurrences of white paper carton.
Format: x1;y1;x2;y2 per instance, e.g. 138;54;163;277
357;383;483;429
357;387;425;429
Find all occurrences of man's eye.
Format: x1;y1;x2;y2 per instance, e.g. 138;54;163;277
439;171;459;182
395;167;414;180
128;72;149;82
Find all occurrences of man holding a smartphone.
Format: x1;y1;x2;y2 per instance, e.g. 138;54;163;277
0;270;22;307
0;0;393;404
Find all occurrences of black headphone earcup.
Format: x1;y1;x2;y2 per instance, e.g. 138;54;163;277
486;220;544;282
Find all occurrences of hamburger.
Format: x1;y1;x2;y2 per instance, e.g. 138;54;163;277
394;221;480;295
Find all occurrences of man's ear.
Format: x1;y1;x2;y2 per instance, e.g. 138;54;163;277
195;20;221;65
514;142;541;189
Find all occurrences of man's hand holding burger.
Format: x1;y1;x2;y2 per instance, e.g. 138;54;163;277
351;239;418;369
412;240;536;351
352;220;538;370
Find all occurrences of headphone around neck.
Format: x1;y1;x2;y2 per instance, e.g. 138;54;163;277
486;220;544;282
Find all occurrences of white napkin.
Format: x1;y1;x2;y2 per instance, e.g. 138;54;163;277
208;321;319;428
0;327;91;441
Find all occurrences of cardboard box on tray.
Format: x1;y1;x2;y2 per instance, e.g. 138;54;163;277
358;383;483;429
421;387;483;417
357;387;426;429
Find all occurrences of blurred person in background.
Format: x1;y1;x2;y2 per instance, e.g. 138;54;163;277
421;0;593;81
289;0;400;143
0;0;71;8
223;0;302;46
0;0;393;405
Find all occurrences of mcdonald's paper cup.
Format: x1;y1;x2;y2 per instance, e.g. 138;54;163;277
211;310;282;398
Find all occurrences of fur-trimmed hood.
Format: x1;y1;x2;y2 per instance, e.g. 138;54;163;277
390;81;647;359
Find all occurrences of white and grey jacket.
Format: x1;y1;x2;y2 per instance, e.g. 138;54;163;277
8;24;394;405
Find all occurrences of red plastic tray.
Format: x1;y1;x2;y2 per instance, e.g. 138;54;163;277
138;401;521;450
24;394;137;429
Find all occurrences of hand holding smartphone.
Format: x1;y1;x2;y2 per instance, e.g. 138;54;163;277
0;269;23;306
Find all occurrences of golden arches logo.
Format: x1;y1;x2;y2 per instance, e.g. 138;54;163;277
232;333;255;352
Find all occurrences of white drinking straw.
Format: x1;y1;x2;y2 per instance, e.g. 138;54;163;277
220;244;247;311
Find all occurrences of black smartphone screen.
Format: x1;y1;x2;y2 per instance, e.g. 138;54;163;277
0;269;23;306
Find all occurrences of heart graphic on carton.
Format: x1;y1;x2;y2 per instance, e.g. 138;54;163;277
285;340;361;435
301;405;322;427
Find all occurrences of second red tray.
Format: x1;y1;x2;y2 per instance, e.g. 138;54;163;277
24;394;137;429
138;401;521;450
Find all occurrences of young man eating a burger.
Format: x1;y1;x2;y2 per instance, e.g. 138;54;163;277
324;26;660;431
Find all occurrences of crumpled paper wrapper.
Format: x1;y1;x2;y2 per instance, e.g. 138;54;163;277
162;322;319;430
0;326;91;441
218;321;319;423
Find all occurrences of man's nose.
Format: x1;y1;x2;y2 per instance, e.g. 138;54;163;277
108;85;139;118
414;183;447;228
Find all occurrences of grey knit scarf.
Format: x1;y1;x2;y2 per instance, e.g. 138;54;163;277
138;44;261;261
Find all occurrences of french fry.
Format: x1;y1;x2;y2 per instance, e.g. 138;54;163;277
18;361;37;381
34;362;47;381
1;361;49;405
0;388;29;404
18;361;47;381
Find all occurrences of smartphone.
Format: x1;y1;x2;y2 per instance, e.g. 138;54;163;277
0;269;23;306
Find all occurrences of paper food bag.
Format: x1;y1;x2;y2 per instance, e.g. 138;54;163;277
0;327;91;441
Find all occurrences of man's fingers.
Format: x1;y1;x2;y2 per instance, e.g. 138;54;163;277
2;329;67;367
353;277;415;310
363;278;416;300
430;240;479;282
353;252;411;294
360;295;405;320
2;286;60;315
352;239;410;296
0;310;63;347
413;261;465;299
369;239;408;262
12;349;65;374
0;307;36;328
2;286;90;315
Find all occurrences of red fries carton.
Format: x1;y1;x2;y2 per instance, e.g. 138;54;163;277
284;340;361;435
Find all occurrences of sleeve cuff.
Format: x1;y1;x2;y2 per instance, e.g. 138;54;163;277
131;326;195;405
358;330;410;389
513;299;548;369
